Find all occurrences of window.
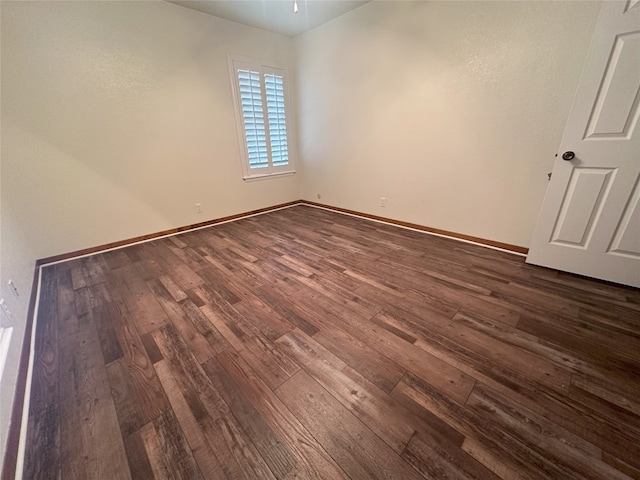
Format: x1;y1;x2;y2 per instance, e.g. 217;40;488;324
228;56;295;179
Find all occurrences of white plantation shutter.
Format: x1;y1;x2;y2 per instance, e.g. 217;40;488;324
229;57;295;179
265;73;289;167
238;69;269;169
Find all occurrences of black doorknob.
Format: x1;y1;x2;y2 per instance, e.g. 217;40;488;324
562;151;575;161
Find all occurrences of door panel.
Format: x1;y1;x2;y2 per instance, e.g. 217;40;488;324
584;31;640;138
551;167;615;247
609;176;640;257
527;1;640;287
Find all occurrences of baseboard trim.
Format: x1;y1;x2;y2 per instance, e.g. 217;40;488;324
36;200;303;266
1;267;40;480
35;198;529;267
299;200;529;255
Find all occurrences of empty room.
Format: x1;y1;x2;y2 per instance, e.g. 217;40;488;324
1;0;639;479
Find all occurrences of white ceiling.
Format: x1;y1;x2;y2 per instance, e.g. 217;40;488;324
167;0;371;37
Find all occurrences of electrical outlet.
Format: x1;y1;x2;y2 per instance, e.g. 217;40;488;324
8;280;19;298
0;299;12;320
380;197;386;207
195;203;202;214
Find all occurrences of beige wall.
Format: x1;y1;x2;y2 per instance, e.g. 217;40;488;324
294;0;601;248
2;0;299;260
0;0;298;466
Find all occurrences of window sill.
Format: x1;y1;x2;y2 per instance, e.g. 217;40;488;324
243;170;296;182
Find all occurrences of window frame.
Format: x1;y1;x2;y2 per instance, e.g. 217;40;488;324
227;55;296;180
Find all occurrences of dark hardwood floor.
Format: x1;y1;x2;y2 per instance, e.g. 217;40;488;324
23;205;640;479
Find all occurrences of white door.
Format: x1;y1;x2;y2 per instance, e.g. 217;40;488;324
527;0;640;288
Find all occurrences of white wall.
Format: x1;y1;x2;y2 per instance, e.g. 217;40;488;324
294;0;601;248
0;0;297;468
3;0;299;260
0;203;36;471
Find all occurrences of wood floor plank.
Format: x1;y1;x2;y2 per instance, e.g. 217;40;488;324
403;430;502;480
466;383;630;480
28;267;59;417
255;285;319;337
117;277;169;336
570;373;640;421
153;323;283;479
216;349;351;480
289;286;478;406
276;329;417;453
80;254;109;287
24;403;60;480
239;334;301;390
578;305;640;337
362;312;478;404
392;311;637;455
92;303;124;365
57;267;78;339
517;312;640;375
103;302;170;424
106;357;151;437
133;243;166;281
179;299;231;354
393;375;546;480
151;323;229;423
60;312;133;480
57;330;89;480
383;304;573;393
158;274;188;303
103;249;134;271
298;269;381;316
602;451;640;480
140;332;164;364
445;311;599;378
438;310;571;392
147;278;217;364
153;360;229;479
276;370;425;480
291;276;379;323
209;417;274;480
202;357;298;479
123;426;155;480
460;436;530;480
199;303;247;352
205;254;266;291
244;260;304;298
313;326;406;394
166;243;208;273
151;241;205;291
138;422;174;480
70;262;88;290
197;268;242;305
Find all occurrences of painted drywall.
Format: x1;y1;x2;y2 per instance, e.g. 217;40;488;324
3;0;299;259
0;203;36;472
0;0;298;467
294;0;601;248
